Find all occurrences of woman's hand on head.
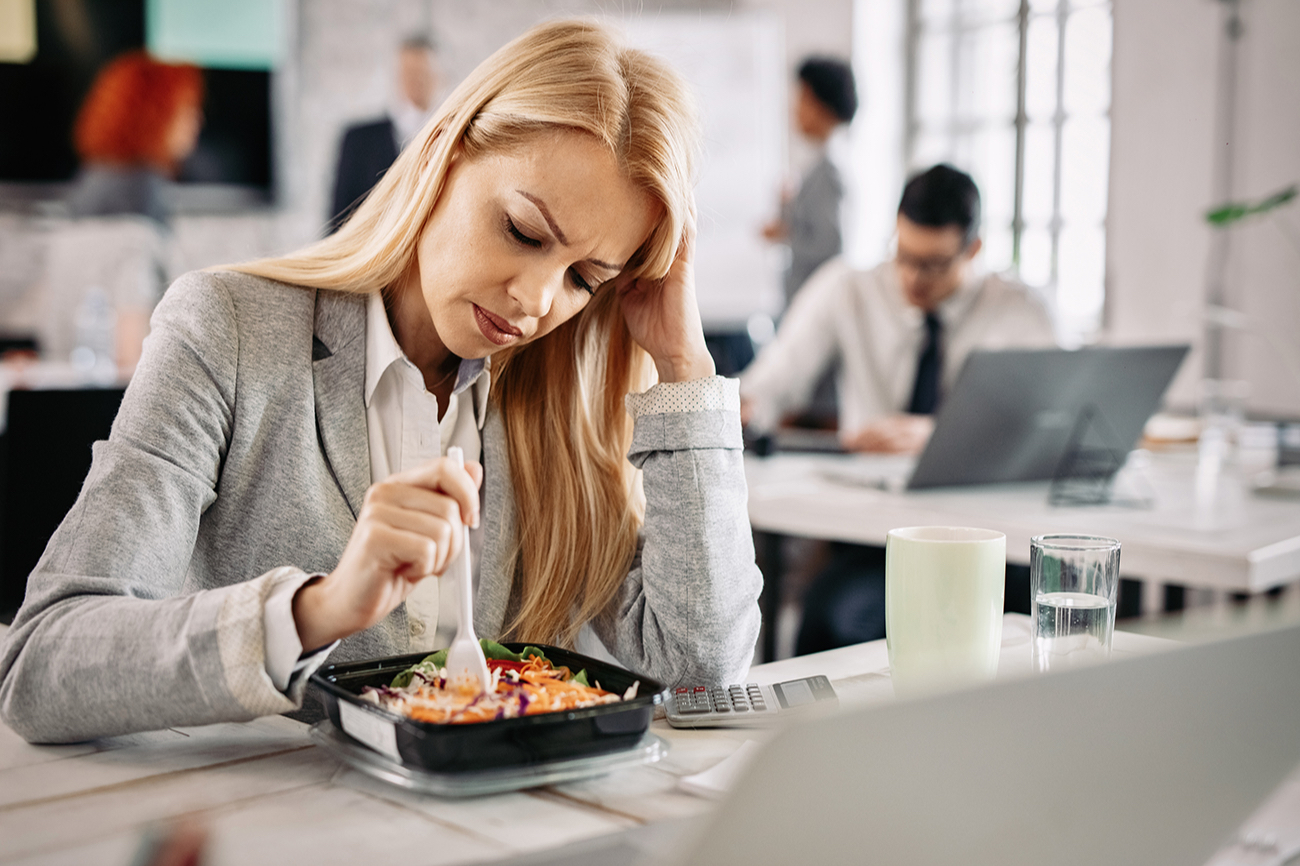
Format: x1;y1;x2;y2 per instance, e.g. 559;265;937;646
292;457;483;651
616;214;716;384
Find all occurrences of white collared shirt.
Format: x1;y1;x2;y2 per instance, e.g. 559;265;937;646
262;292;489;690
389;98;431;151
740;258;1058;435
364;290;490;653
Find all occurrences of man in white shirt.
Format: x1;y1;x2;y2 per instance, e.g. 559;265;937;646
741;164;1057;653
743;164;1056;453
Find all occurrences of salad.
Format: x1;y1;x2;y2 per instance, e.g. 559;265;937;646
359;640;640;725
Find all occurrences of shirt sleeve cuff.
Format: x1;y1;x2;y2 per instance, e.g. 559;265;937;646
263;570;323;693
287;641;338;692
624;375;740;418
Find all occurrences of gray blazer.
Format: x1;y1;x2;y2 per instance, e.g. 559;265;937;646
0;271;762;743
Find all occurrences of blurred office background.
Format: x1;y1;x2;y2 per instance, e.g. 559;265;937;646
0;0;1297;632
3;0;1297;410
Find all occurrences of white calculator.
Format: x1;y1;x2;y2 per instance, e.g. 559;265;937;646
664;675;838;728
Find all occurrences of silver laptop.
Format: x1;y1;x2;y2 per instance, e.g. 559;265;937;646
677;622;1300;866
906;344;1189;489
505;623;1300;866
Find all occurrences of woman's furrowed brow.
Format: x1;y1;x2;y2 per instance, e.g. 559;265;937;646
517;190;570;244
516;189;626;273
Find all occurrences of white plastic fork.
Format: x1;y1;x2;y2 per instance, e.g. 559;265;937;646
444;446;491;694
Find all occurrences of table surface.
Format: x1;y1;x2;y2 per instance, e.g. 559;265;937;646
745;450;1300;592
2;618;1295;866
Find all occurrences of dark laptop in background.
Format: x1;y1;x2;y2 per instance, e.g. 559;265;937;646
906;344;1189;489
770;345;1189;491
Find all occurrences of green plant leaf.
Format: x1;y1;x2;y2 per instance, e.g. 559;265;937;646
1206;184;1297;226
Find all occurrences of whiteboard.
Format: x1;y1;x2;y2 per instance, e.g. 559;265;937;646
623;12;787;329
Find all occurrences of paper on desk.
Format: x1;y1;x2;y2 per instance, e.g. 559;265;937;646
678;740;762;800
816;456;915;492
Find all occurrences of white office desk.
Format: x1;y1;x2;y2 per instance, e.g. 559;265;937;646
746;451;1300;592
15;617;1279;866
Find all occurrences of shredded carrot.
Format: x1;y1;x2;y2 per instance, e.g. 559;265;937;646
364;657;637;725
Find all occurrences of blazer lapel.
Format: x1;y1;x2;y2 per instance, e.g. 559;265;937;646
312;289;370;518
475;406;518;639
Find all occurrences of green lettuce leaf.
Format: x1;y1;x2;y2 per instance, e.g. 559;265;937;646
388;642;552;687
390;650;447;687
479;639;522;661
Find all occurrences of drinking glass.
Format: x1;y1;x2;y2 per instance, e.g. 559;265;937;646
885;526;1006;697
1030;534;1121;673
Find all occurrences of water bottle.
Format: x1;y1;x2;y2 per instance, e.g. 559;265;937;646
71;286;118;382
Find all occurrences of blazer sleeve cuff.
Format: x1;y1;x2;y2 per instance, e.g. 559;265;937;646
624;375;740;417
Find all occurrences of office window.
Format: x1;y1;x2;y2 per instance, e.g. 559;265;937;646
906;0;1113;343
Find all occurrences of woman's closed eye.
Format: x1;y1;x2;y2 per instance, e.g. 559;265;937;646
568;268;594;295
505;215;597;296
505;216;542;248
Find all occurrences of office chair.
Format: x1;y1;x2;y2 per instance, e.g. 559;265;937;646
0;387;124;622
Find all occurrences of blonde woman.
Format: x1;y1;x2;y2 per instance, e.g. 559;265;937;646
0;20;762;743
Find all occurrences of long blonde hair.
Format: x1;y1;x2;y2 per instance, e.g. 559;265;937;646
232;19;700;646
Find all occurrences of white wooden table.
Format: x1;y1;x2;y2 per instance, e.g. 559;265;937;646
0;619;1294;866
746;451;1300;591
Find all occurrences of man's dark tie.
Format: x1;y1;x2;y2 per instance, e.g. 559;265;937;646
907;311;943;415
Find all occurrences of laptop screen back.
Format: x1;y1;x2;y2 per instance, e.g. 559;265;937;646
907;345;1189;489
681;624;1300;866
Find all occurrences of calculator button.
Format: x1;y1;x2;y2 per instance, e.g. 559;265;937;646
753;702;767;711
733;704;750;712
677;704;710;715
675;687;689;694
693;686;706;693
712;704;731;712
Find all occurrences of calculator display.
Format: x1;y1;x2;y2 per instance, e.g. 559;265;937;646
666;675;837;728
773;679;814;708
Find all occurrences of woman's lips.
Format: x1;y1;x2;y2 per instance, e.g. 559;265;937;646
473;304;523;346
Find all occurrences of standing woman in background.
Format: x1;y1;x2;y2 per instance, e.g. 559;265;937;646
1;19;763;744
762;57;858;309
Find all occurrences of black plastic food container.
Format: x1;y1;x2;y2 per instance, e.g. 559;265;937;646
311;643;665;773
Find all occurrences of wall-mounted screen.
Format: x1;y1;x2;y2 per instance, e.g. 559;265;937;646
0;0;272;196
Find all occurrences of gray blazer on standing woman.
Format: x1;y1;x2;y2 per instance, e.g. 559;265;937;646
0;271;763;743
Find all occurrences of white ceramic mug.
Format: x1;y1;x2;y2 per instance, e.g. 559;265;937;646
885;526;1006;697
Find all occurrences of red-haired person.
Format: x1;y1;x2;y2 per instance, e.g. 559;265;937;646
67;51;204;226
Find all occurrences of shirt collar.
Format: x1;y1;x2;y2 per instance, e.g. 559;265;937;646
364;291;492;429
937;268;985;323
887;263;985;327
457;356;492;432
389;97;431;149
365;291;406;405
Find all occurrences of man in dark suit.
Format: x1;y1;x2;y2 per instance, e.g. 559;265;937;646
329;37;441;231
